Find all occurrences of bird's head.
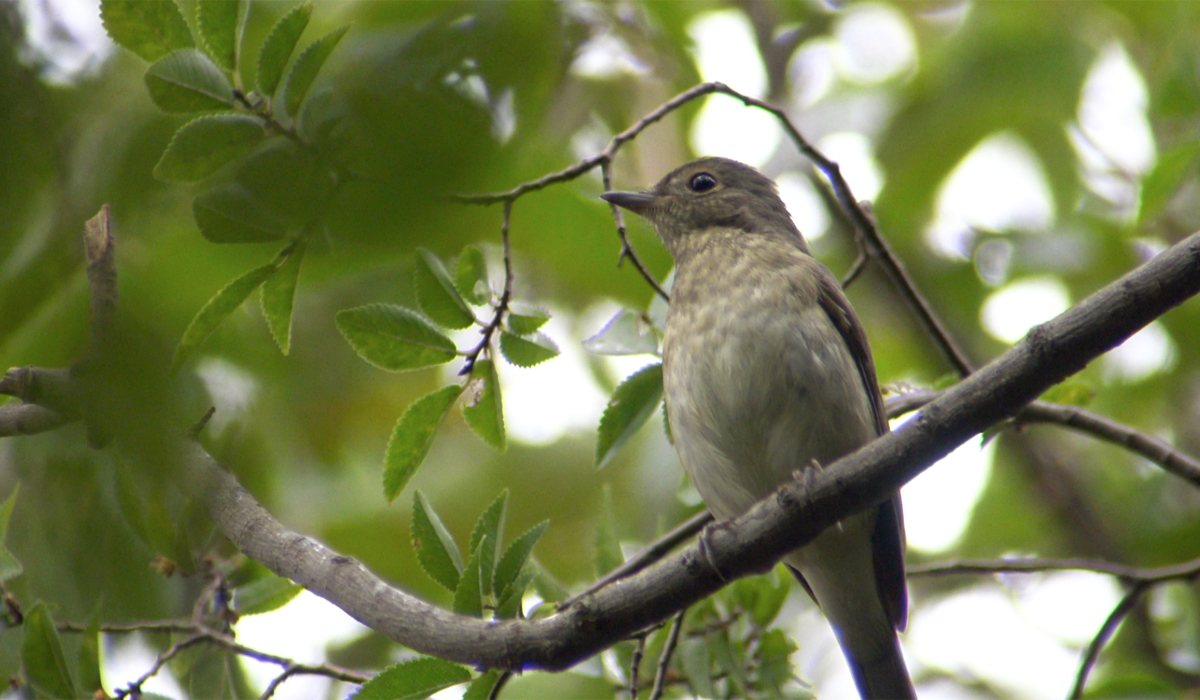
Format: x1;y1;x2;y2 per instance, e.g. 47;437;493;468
600;157;806;258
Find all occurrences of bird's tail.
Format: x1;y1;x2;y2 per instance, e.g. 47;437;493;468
844;630;915;700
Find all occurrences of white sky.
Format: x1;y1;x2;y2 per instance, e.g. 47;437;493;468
15;2;1169;698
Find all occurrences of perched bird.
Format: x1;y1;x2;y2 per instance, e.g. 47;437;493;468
601;157;914;699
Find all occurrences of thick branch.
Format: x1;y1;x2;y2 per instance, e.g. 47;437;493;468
181;229;1200;672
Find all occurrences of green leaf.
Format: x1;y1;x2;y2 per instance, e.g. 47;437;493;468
154;114;266;182
336;305;458;373
77;608;103;697
453;536;486;618
234;574;303;615
594;484;623;577
144;48;234;113
1039;380;1096;407
1140;141;1200;224
261;240;305;354
756;629;798;694
282;24;350;117
462;670;502;700
0;486;23;582
494;569;533;619
196;0;241;71
257;1;313;96
415;248;475;330
23;602;78;699
505;302;550;335
583;309;659;356
455;245;490;305
384;386;463;501
596;363;663;469
498;330;558;368
462;359;505;451
468;490;507;597
680;637;714;699
173;259;279;372
493;520;548;600
412;490;464;592
710;629;748;697
352;657;471;700
100;0;194;62
193;183;288;243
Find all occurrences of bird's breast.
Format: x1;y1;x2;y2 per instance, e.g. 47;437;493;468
662;239;876;520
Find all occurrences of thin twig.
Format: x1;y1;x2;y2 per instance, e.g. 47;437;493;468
602;161;669;301
886;390;1200;488
461;200;516;375
649;610;685;700
488;670;513;700
629;633;646;700
560;511;712;610
115;632;209;699
908;555;1200;583
1069;581;1150;700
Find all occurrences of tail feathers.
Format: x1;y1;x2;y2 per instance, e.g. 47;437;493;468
844;631;915;700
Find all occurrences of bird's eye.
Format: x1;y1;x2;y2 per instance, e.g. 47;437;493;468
688;173;717;193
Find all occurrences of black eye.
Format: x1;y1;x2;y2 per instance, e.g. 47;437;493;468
689;172;717;193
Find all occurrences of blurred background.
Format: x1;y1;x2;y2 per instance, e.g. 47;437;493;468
2;0;1200;698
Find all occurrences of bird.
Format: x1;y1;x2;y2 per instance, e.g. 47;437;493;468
601;157;914;699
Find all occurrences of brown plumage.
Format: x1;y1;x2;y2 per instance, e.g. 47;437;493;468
602;157;914;699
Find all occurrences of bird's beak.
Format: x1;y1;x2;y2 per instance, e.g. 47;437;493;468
600;191;658;216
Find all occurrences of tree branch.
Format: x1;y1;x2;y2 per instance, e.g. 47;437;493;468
172;228;1200;672
886;391;1200;487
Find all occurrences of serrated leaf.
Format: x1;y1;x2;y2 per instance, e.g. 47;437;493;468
498;331;558;367
462;359;505;451
234;574;303;615
494;569;533;619
193;183;288;243
493;520;548;601
415;248;475;330
144;48;234;113
412;490;464;592
583;308;659;356
261;240;305;354
352;657;471;700
23;602;78;700
282;24;349;117
173;260;279;372
154;114;266;182
455;245;489;305
385;386;463;501
752;568;791;628
196;0;241;71
257;1;313;96
595;484;623;577
468;490;507;597
463;670;502;700
0;486;22;582
336;305;457;372
505;302;550;335
453;536;486;618
100;0;194;62
1039;381;1096;407
1140;141;1200;224
596;363;663;469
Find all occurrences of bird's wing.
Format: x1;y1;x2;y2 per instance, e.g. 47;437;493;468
815;271;909;632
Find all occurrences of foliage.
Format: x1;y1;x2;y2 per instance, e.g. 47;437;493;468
3;0;1200;698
